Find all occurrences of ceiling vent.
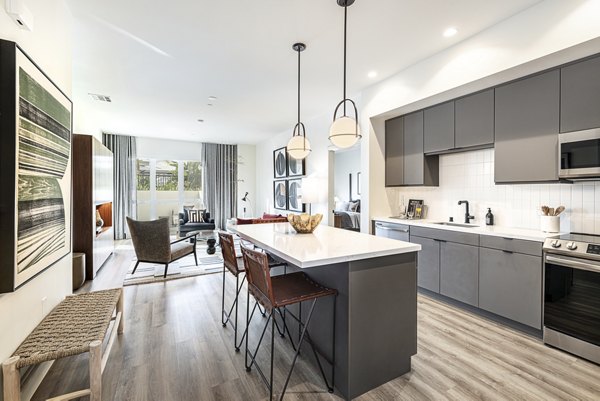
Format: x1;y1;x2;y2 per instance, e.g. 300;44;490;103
89;93;112;102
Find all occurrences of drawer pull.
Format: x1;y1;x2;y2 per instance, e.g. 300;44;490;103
502;237;513;240
502;250;514;254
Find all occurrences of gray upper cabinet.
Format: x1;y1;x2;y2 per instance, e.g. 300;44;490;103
561;55;600;133
494;70;560;183
440;242;479;307
424;102;455;154
403;111;439;186
455;90;495;149
403;111;424;185
410;236;440;293
479;247;542;329
385;117;404;187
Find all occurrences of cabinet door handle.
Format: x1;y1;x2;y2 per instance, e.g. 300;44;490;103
502;250;514;254
502;237;513;240
434;239;446;243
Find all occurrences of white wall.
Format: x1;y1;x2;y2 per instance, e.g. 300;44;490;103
237;144;256;217
334;147;361;202
361;0;600;232
389;149;600;234
0;0;73;395
136;136;202;160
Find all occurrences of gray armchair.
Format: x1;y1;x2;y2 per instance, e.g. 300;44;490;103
126;217;198;278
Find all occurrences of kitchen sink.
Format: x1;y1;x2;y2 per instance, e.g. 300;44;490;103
434;222;479;228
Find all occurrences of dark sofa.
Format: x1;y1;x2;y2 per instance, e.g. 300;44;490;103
178;209;216;236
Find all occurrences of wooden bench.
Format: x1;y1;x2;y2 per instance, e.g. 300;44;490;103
2;288;124;401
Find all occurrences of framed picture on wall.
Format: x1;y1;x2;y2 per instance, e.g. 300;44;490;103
273;147;287;178
273;180;288;210
287;155;305;177
0;40;73;293
287;179;305;213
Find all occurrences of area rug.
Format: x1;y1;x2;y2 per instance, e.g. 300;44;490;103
123;243;228;286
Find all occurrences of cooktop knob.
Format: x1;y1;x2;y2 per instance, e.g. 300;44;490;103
566;242;578;250
551;240;561;248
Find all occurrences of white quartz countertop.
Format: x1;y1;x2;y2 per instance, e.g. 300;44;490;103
231;223;421;268
372;217;563;242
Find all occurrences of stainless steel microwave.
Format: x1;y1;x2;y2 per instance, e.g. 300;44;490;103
559;128;600;179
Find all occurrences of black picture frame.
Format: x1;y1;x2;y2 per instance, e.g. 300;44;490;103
287;155;305;177
0;40;73;293
287;178;305;213
273;147;287;178
273;180;288;210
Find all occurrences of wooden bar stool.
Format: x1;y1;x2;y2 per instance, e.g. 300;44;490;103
218;232;286;351
241;246;337;401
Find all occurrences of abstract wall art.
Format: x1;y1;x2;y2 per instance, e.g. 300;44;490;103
273;180;288;210
287;179;305;213
0;40;72;293
273;147;287;179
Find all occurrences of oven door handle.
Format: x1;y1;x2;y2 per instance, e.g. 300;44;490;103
546;254;600;273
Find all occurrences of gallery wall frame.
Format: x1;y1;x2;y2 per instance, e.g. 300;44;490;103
287;155;305;177
287;178;305;213
273;147;287;179
273;180;288;210
0;40;73;293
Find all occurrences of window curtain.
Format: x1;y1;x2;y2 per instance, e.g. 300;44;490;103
201;143;237;229
102;133;137;239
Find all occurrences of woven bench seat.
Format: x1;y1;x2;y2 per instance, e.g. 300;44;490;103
3;288;124;401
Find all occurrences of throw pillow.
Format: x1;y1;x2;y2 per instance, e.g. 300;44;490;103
349;201;360;212
188;209;204;223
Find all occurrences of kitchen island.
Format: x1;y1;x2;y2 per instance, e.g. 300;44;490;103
232;223;421;400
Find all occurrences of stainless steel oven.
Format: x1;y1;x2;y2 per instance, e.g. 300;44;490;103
559;128;600;179
543;234;600;364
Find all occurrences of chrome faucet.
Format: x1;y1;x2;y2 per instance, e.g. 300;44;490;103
458;200;475;224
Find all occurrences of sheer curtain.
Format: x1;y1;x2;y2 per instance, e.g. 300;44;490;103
201;143;237;229
102;133;137;239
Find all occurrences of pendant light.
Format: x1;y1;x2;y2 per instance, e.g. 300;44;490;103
329;0;361;149
287;42;311;160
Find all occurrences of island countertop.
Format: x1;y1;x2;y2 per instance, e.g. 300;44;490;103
231;222;421;268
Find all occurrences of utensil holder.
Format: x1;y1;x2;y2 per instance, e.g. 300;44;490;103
540;215;560;233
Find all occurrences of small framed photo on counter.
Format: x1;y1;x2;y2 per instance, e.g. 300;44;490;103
407;199;424;219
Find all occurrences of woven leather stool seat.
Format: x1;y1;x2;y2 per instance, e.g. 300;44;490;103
253;272;336;310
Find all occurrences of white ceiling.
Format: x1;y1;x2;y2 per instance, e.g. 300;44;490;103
67;0;542;144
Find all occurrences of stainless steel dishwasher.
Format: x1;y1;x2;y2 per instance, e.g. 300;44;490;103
374;221;410;242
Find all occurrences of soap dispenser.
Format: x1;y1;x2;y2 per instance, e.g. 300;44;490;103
486;208;494;226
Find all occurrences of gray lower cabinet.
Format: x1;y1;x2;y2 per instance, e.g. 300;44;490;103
440;242;479;307
479;247;542;329
410;236;440;293
424;101;454;154
494;70;560;183
455;89;494;149
385;117;404;186
561;55;600;133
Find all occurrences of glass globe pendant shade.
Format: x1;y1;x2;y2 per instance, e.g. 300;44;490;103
329;116;361;148
287;135;311;160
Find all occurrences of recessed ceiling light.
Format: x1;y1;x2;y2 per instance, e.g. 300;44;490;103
367;71;378;79
207;103;213;106
443;27;458;38
197;119;204;123
208;96;217;101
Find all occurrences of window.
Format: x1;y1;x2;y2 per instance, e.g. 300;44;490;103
135;158;203;224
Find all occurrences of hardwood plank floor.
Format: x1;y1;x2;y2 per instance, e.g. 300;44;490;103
33;244;600;400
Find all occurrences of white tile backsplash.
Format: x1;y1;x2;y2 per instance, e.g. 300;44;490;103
391;149;600;234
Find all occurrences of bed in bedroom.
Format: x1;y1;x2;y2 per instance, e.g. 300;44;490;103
333;199;360;231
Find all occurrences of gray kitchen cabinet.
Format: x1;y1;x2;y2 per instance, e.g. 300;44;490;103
561;55;600;133
479;247;542;329
455;89;495;149
385;117;404;186
403;111;439;186
410;236;440;293
494;70;560;183
440;242;479;307
424;102;455;154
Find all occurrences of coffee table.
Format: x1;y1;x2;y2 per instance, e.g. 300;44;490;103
185;230;217;254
